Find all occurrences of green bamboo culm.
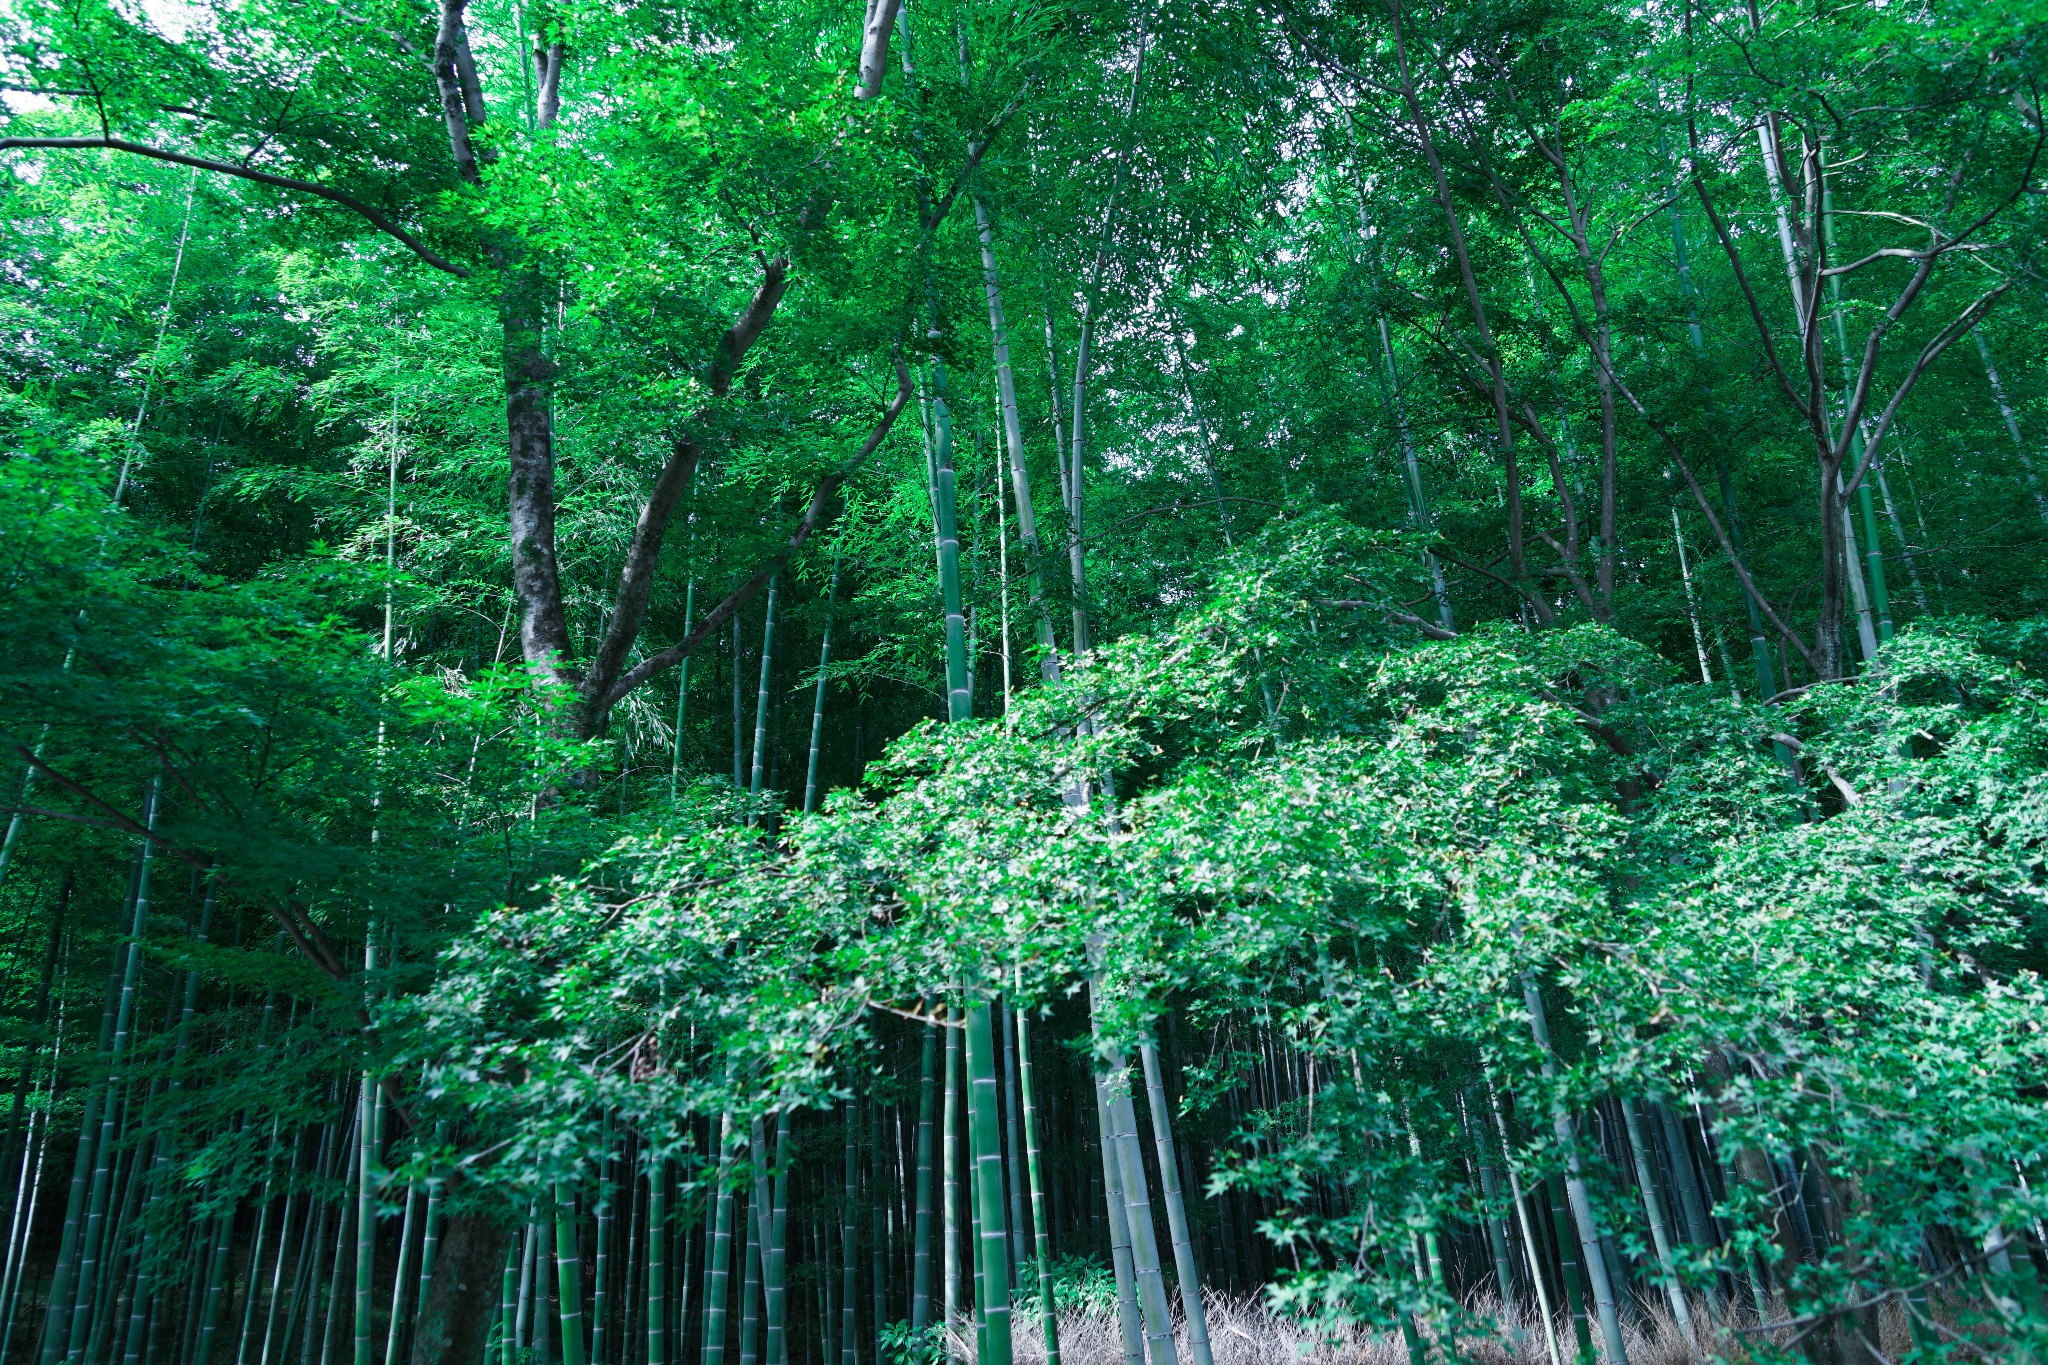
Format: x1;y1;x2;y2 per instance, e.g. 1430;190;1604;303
498;1245;517;1365
839;1100;859;1365
670;555;696;801
1523;979;1629;1365
64;779;161;1365
701;1118;735;1365
941;1003;962;1344
910;1008;938;1335
1013;1007;1059;1365
1101;1056;1174;1365
354;929;381;1365
802;562;840;815
738;1165;762;1365
378;1181;418;1365
554;1184;588;1365
1091;1067;1143;1365
353;1083;376;1365
1139;1039;1212;1365
929;358;971;724
962;1004;1013;1365
592;1128;613;1365
749;573;779;802
1620;1098;1696;1348
760;1112;790;1365
645;1156;667;1365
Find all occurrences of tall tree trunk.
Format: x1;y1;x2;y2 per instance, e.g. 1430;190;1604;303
969;210;1062;685
411;1210;513;1365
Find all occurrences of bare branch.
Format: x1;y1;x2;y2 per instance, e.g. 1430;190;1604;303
596;357;915;717
0;136;468;276
925;79;1033;231
1687;128;1809;416
1844;283;2010;497
581;257;792;712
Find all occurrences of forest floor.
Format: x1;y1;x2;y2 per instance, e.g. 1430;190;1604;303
948;1293;1826;1365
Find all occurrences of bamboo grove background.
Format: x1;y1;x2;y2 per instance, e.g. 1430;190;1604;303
2;0;2048;1362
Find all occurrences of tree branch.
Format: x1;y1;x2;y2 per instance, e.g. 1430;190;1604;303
925;81;1033;231
7;741;351;980
1843;282;2010;498
596;357;914;717
1687;133;1807;416
0;137;468;276
580;256;793;713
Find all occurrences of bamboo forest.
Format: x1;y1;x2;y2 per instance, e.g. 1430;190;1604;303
4;0;2048;1360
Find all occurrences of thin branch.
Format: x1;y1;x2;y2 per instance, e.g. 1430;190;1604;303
597;357;915;715
0;136;468;276
1687;136;1808;415
925;79;1033;231
582;256;793;710
1843;282;2010;497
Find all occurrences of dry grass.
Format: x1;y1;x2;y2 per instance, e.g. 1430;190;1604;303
947;1291;1774;1365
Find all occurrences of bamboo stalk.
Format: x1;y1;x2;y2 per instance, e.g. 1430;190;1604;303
1089;1060;1143;1365
69;781;163;1365
556;1185;589;1365
647;1156;667;1365
759;1114;790;1365
1621;1098;1696;1345
416;1170;445;1332
379;1181;418;1365
738;1171;761;1365
929;361;972;723
1522;980;1629;1365
514;1209;537;1363
1487;1079;1563;1365
748;575;779;801
963;1006;1012;1365
1974;332;2048;526
1139;1037;1211;1365
839;1101;858;1365
1012;1008;1058;1365
39;946;121;1365
942;1007;961;1345
672;571;697;802
999;1008;1027;1273
355;954;381;1365
701;1120;734;1365
193;1207;237;1365
498;1242;516;1365
595;1127;614;1365
1100;1053;1173;1365
911;1015;937;1335
0;1095;49;1361
802;564;841;815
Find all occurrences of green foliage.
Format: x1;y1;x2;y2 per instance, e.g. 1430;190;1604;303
4;0;2048;1354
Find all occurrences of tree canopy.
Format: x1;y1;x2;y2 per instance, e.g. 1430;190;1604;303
3;0;2048;1363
